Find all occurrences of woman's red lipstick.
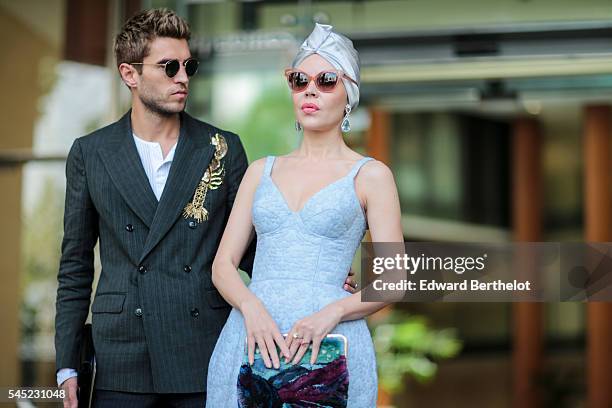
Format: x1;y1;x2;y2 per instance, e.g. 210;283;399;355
301;103;319;114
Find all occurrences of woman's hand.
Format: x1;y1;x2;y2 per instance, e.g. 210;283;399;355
241;297;291;369
285;304;344;365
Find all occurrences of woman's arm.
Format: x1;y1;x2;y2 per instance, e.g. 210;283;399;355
332;159;405;319
212;158;290;368
285;160;405;363
212;157;261;310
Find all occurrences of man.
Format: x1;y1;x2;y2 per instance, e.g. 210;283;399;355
55;8;357;408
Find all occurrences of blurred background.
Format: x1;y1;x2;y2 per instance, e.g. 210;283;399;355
1;0;611;407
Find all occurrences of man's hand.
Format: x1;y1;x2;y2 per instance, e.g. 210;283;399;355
61;377;78;408
343;267;359;293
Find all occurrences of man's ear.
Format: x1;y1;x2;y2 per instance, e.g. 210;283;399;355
118;63;138;89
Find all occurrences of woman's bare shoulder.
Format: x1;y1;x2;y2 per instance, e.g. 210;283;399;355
247;157;267;172
360;159;394;181
240;157;268;187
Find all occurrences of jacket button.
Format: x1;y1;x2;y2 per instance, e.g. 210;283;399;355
184;265;192;273
138;265;147;274
134;308;143;317
125;224;134;232
188;220;198;229
190;308;199;318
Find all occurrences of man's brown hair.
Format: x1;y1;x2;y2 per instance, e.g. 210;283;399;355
114;8;191;71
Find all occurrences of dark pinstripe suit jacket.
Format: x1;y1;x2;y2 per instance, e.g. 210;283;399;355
55;110;254;393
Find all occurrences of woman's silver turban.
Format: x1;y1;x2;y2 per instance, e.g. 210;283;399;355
292;23;360;109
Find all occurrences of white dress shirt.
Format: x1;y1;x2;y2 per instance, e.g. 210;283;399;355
57;133;178;386
132;133;178;200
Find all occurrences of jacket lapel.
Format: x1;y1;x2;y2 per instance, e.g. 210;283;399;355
98;111;158;227
139;113;214;263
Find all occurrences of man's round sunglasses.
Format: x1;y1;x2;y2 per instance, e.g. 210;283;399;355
284;68;357;93
130;58;199;78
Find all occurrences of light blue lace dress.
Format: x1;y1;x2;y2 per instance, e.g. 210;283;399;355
206;156;378;407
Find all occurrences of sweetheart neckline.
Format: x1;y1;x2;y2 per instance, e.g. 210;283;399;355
267;174;351;214
267;155;368;214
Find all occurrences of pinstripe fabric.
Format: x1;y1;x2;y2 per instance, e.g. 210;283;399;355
92;389;206;407
55;111;255;393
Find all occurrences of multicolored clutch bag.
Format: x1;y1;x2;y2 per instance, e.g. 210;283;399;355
237;334;349;407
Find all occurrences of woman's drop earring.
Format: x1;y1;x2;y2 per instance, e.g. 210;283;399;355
295;121;302;132
341;104;352;133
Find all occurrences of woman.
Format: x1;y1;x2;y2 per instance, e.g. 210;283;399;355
206;23;403;407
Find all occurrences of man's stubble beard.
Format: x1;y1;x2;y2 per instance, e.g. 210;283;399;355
138;83;186;117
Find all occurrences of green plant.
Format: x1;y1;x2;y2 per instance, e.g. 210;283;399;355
373;311;462;392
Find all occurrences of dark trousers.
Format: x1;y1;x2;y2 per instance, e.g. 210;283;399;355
92;389;206;408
